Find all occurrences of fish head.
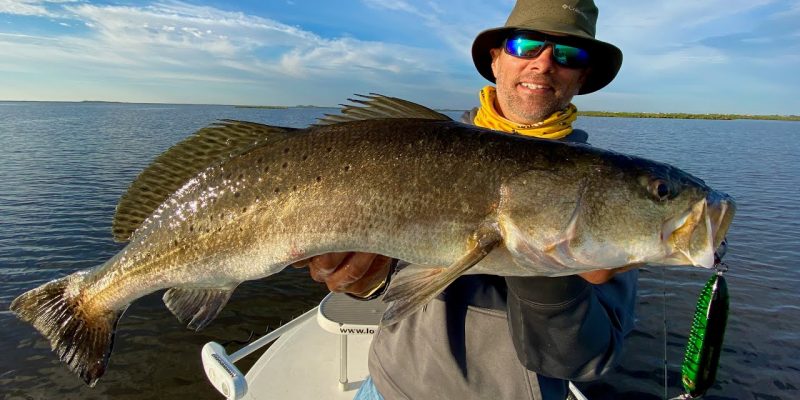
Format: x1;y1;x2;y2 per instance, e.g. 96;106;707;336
497;152;736;274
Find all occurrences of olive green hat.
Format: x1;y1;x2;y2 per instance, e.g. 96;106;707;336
472;0;622;94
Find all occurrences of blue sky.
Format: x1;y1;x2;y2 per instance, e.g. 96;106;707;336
1;0;798;114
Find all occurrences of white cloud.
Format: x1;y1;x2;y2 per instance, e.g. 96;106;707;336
362;0;425;16
277;37;444;79
600;0;776;43
0;0;56;17
647;46;727;71
359;0;509;60
0;0;458;94
63;2;310;57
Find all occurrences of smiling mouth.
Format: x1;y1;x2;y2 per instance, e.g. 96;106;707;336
519;82;552;91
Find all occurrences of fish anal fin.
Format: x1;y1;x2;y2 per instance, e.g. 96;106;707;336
314;94;452;126
10;274;125;386
381;226;502;325
163;285;238;331
112;121;298;242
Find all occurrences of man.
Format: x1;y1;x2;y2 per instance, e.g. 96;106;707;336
303;1;637;399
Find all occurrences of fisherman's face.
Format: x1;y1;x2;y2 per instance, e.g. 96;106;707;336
490;41;589;124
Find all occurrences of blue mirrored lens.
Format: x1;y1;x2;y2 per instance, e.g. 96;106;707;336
506;37;546;58
504;36;589;68
553;44;589;67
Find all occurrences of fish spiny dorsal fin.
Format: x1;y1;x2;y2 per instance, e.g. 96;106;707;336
112;120;298;242
314;93;452;126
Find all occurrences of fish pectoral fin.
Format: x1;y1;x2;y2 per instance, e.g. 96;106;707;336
381;227;502;325
163;285;238;331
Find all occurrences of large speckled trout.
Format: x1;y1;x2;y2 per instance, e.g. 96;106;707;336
11;95;735;386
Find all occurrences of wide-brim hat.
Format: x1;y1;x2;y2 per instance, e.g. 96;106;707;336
472;0;622;95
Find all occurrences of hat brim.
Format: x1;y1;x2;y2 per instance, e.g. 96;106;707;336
472;27;622;95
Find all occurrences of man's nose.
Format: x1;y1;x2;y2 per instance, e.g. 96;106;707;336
524;45;557;73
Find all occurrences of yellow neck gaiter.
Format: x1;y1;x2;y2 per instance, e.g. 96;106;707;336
473;85;577;139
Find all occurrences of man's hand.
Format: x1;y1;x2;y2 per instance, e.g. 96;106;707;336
297;252;631;288
578;265;638;285
295;252;392;297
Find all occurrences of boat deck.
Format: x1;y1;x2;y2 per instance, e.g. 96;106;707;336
242;293;382;399
203;293;587;400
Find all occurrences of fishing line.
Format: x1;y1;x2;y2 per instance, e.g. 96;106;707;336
662;267;668;400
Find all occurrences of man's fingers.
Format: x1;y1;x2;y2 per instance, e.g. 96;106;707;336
579;264;639;285
326;252;377;291
344;255;393;296
308;252;350;282
302;252;393;295
291;258;311;268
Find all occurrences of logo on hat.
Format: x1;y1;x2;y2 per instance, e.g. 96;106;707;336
562;3;589;22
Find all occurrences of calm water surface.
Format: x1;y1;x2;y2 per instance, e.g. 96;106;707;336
0;102;798;399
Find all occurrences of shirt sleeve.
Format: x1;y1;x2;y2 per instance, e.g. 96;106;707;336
504;269;638;381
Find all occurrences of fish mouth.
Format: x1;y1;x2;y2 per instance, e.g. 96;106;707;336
661;191;736;268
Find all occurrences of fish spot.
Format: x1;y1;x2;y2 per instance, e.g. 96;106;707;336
283;147;290;154
257;157;263;164
316;176;322;182
326;147;332;153
274;187;280;193
302;154;308;161
282;162;289;169
344;165;351;172
234;192;241;198
264;166;270;173
292;185;297;191
225;173;232;180
242;207;247;213
238;173;244;181
173;239;178;247
189;225;194;232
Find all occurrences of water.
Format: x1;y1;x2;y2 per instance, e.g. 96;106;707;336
0;102;798;399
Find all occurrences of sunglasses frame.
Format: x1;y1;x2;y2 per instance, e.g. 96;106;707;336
502;30;591;69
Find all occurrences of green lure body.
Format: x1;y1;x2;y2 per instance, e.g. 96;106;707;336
681;273;730;397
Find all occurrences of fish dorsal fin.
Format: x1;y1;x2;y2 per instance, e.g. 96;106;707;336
315;93;452;126
112;120;297;242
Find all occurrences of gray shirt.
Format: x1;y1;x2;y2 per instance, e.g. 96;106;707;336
366;109;638;400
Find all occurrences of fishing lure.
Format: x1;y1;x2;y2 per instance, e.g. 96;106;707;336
679;269;729;398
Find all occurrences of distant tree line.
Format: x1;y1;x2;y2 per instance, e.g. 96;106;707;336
578;111;800;121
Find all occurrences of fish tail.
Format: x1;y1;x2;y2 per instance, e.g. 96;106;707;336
10;274;124;387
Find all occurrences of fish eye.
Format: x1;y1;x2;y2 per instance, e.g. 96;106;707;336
649;179;671;201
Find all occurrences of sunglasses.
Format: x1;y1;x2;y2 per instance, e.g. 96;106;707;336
503;33;590;69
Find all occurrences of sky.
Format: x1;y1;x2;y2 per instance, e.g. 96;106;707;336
0;0;798;114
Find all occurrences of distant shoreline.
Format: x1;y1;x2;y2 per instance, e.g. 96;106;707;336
234;105;800;121
578;111;800;122
1;100;796;121
235;105;326;109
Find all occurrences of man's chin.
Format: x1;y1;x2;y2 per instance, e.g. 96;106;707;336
508;104;560;124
